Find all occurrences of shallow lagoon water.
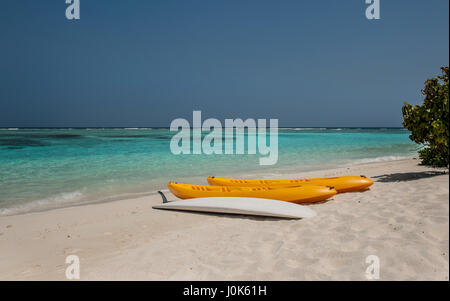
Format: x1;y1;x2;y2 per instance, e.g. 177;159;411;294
0;128;417;214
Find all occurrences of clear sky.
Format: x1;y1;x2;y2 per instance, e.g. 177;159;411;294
0;0;448;127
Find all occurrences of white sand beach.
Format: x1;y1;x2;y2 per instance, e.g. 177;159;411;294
0;158;448;280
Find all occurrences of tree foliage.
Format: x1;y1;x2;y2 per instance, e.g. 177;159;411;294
402;67;449;167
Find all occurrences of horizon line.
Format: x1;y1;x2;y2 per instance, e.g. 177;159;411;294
0;126;407;129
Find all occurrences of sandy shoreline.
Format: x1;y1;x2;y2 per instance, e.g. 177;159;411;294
0;158;448;280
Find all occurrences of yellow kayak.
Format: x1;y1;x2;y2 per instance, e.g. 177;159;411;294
207;176;374;193
168;182;337;204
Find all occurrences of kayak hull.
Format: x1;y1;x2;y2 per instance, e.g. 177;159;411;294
207;176;374;193
153;197;317;219
168;182;337;204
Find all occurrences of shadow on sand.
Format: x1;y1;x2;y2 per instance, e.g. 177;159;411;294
154;207;296;221
372;170;447;183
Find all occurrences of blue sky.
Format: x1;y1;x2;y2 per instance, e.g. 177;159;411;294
0;0;448;127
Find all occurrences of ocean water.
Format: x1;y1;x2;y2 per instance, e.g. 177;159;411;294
0;128;417;215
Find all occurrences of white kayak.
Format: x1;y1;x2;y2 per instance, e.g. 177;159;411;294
153;193;316;219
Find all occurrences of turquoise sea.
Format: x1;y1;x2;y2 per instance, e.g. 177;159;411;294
0;128;417;215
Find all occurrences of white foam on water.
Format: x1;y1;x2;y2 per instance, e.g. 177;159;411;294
301;128;326;130
282;128;327;131
351;155;415;165
0;190;84;216
0;187;167;216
